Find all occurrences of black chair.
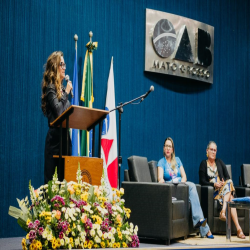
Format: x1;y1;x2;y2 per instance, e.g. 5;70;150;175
148;160;201;235
122;156;189;245
200;164;250;234
241;164;250;187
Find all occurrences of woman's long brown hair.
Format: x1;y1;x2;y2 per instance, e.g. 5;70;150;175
41;51;63;116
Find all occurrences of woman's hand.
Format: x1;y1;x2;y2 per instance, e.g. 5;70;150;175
214;180;224;188
65;80;73;95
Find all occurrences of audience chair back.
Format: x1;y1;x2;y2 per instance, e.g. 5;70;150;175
127;156;152;182
226;164;232;179
241;164;250;187
148;160;158;182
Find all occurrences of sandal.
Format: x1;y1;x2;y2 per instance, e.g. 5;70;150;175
219;209;226;221
237;229;246;239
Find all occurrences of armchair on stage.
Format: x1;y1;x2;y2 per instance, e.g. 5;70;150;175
122;156;190;245
200;164;250;235
50;105;109;185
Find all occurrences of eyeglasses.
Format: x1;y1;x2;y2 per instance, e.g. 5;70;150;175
59;62;66;69
164;145;172;149
209;148;217;152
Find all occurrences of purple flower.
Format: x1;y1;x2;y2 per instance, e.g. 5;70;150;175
28;222;34;229
51;195;65;206
29;230;36;242
59;231;64;239
34;220;40;227
38;227;44;235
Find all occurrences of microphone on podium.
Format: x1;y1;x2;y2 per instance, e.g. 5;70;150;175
65;75;74;98
140;85;154;102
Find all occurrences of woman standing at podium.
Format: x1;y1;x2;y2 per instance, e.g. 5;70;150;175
41;51;72;184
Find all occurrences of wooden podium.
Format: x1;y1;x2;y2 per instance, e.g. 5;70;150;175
50;105;109;185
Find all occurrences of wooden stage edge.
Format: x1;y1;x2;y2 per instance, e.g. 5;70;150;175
1;236;250;250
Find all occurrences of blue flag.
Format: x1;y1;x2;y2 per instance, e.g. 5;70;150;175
71;48;80;156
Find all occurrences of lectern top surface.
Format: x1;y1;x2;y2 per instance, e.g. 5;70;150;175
50;105;109;130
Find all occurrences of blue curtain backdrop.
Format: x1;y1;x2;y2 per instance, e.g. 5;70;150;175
0;0;250;237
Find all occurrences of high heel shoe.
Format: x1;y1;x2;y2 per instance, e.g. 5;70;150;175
206;234;214;239
194;218;207;229
237;229;246;239
219;209;226;221
206;230;214;239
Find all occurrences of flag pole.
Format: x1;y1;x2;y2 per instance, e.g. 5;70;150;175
74;34;78;50
89;31;93;43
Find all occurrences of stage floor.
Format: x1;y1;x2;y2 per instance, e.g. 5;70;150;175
1;235;250;250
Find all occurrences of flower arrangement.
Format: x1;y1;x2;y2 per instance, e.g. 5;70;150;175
9;166;139;249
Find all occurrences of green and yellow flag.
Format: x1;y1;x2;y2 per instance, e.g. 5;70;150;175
80;42;97;157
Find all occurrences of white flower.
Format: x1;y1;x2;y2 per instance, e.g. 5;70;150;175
65;237;70;244
76;208;80;213
135;225;138;231
80;232;86;241
65;213;69;219
97;230;102;238
94;236;101;243
120;199;125;202
42;231;48;239
47;234;53;241
70;204;75;208
111;227;116;234
111;237;115;243
130;222;134;228
60;239;64;246
61;207;66;212
56;181;61;184
108;232;113;239
104;232;108;239
44;184;48;189
90;229;95;237
112;206;117;211
72;231;75;237
72;216;76;221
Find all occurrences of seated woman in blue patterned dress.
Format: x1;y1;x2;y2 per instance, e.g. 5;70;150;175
199;141;245;239
157;137;214;239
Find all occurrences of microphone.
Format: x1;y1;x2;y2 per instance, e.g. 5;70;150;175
141;85;154;102
65;75;74;98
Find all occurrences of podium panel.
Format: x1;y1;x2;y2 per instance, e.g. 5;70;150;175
62;156;103;185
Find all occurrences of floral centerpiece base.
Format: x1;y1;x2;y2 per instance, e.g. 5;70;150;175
9;166;139;249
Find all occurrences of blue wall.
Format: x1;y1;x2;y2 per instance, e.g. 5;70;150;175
1;0;250;237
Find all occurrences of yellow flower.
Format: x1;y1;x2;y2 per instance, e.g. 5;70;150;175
76;189;81;196
113;243;117;248
94;243;98;248
81;192;89;201
118;232;122;239
116;242;120;248
88;242;92;249
68;184;75;195
26;219;31;226
70;237;73;244
39;211;45;217
26;234;29;240
117;227;120;232
122;242;127;248
84;241;88;248
57;238;61;247
52;242;57;249
36;240;42;250
21;238;26;248
100;241;105;248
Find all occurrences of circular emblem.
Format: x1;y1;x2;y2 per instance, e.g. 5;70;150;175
81;169;92;184
152;19;176;58
102;107;110;135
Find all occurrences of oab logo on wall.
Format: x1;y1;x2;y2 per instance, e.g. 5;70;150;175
145;9;214;84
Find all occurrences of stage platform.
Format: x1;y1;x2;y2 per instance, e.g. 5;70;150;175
1;235;250;250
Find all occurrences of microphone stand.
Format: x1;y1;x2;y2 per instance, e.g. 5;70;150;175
109;91;149;188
